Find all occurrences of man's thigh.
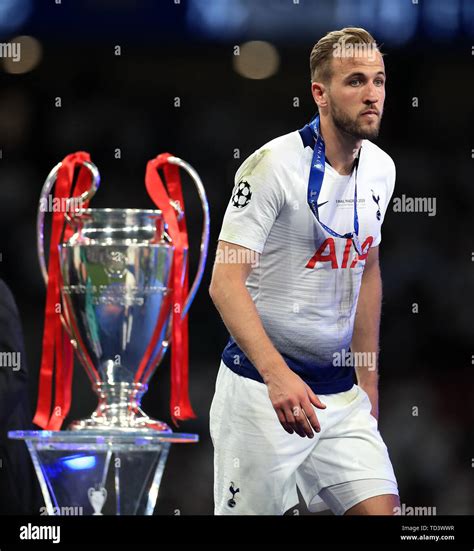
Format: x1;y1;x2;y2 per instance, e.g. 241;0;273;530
319;478;400;515
344;489;400;515
296;384;399;515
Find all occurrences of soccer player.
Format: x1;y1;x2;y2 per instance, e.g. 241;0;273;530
209;27;400;515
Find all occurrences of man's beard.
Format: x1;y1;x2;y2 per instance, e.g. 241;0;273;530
330;102;382;140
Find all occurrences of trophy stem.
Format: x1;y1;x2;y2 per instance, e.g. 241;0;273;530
68;382;172;433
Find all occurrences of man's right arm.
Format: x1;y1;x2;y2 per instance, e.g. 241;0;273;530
209;240;326;438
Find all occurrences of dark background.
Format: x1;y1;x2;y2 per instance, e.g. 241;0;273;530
0;0;473;515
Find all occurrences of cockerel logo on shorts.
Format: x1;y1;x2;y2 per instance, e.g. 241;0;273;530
227;481;240;507
231;180;252;209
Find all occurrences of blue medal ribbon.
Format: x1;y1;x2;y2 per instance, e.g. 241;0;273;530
306;115;362;255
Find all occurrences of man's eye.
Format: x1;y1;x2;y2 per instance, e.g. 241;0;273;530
349;79;360;86
374;79;385;86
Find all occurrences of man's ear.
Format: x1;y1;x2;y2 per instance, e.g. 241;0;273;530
311;81;328;109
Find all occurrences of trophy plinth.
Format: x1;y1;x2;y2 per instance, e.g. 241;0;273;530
9;430;198;515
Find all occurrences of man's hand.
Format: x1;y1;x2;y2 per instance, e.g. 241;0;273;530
265;364;327;438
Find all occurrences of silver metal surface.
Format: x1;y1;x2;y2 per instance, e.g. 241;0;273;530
167;156;210;317
59;209;174;431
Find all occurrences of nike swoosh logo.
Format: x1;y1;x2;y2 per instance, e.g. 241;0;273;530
317;201;329;208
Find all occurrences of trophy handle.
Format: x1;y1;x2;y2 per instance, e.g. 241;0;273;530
167;156;210;318
37;160;101;285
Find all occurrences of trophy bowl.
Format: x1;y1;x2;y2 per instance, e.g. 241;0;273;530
60;208;176;432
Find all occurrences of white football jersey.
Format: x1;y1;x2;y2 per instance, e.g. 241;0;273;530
218;126;396;394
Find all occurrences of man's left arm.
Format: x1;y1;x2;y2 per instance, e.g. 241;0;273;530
351;245;382;420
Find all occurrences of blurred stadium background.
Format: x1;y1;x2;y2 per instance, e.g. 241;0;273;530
0;0;473;514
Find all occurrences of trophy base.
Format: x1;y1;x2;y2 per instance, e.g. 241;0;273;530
68;413;172;433
68;383;173;433
9;430;198;515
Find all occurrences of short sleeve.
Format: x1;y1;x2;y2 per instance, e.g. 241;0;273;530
372;158;396;247
218;148;286;254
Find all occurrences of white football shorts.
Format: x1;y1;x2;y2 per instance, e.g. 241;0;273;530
210;360;399;515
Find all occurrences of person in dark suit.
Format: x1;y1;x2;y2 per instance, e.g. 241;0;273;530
0;278;42;514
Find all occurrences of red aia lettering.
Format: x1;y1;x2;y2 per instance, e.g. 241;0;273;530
306;236;374;269
305;238;338;269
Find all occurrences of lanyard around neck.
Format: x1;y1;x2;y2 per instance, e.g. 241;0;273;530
306;115;362;255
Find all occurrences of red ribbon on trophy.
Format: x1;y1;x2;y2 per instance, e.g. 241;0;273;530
33;152;93;430
144;153;196;424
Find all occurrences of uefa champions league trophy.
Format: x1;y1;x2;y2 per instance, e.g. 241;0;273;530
88;486;107;515
35;153;209;432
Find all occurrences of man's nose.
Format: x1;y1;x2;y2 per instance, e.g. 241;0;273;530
363;83;380;104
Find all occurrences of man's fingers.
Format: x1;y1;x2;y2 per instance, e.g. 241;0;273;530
292;405;315;438
301;402;321;433
308;387;327;410
276;398;324;438
276;409;294;434
283;407;306;437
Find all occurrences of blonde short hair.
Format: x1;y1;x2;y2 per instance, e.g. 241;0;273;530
310;27;381;83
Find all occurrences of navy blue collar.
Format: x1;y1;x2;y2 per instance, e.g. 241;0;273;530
298;124;314;149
